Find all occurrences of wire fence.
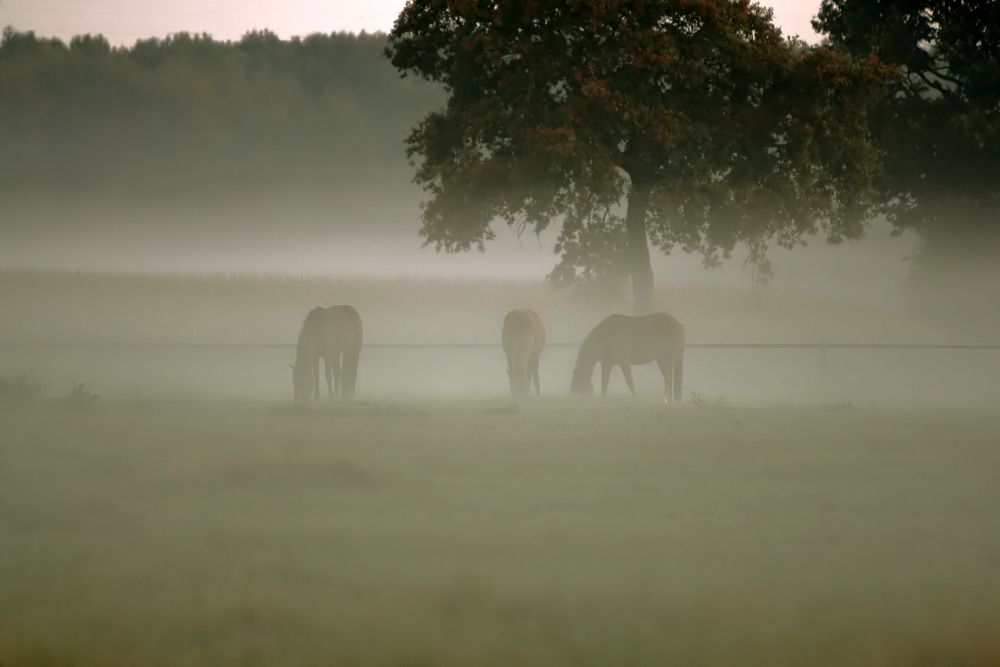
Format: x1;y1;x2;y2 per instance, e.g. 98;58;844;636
2;342;1000;350
3;339;998;404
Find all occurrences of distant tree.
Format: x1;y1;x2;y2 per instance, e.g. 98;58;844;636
814;1;1000;326
388;0;893;311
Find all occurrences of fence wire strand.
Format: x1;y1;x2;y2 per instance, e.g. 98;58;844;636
2;342;1000;351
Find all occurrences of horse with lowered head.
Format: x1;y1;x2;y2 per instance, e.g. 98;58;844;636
571;313;685;401
292;305;363;402
501;309;545;395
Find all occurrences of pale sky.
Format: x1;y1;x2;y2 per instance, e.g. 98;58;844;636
2;0;823;45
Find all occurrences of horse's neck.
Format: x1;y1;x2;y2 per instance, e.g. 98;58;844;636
295;332;320;365
574;338;600;376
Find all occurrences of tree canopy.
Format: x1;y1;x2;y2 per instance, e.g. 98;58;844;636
388;0;894;310
0;28;443;194
814;0;1000;324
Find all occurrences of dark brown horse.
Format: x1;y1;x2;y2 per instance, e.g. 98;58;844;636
570;313;685;401
501;309;545;395
292;305;363;402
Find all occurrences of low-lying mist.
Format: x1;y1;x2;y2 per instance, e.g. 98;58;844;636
3;27;998;407
1;270;997;407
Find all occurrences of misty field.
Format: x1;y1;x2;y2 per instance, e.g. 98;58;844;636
4;271;1000;407
3;398;1000;666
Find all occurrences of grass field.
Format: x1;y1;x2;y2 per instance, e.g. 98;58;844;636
3;398;1000;666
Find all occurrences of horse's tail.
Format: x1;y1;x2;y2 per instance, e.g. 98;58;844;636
510;328;536;393
673;346;684;403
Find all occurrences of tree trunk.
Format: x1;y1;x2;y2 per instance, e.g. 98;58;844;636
624;180;655;314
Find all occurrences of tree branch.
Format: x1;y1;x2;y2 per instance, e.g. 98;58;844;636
917;71;956;100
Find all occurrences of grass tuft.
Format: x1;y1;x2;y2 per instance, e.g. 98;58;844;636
686;388;725;409
63;381;101;409
484;403;520;414
0;371;49;402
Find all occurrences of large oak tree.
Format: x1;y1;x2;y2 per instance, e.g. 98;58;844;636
388;0;892;311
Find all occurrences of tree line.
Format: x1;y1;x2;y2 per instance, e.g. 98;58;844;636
2;1;998;324
0;28;443;193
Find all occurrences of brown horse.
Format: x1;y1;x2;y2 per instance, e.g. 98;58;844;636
501;309;545;395
570;313;685;401
291;305;363;402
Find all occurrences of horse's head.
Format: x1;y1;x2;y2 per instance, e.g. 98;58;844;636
291;362;313;402
570;369;593;395
507;366;530;394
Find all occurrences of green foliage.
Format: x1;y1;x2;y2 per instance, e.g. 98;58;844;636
0;27;444;193
815;0;1000;221
814;1;1000;288
388;0;893;302
549;207;631;304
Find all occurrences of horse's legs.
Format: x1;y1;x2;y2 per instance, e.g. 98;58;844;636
332;355;343;398
325;356;334;399
656;356;673;401
530;354;540;395
342;346;360;400
620;364;637;398
600;361;612;396
504;353;513;394
313;358;321;400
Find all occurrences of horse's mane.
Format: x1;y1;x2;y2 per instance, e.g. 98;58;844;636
296;307;326;357
301;306;325;327
572;324;602;379
578;319;606;353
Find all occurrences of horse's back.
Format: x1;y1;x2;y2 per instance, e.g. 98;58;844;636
592;312;684;363
315;305;363;353
502;309;545;354
324;304;363;330
645;312;684;342
598;312;682;336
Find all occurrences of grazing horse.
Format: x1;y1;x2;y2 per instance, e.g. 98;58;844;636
501;309;546;395
291;305;363;402
570;313;685;401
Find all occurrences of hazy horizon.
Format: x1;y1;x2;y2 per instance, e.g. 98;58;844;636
1;0;824;45
1;178;918;304
0;1;914;307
